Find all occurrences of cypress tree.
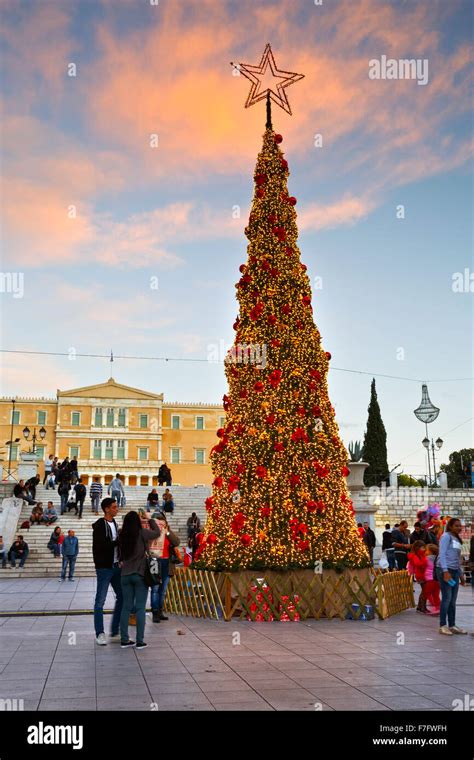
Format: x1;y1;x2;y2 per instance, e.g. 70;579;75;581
363;379;389;487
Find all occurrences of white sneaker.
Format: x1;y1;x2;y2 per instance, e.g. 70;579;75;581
449;626;468;635
96;633;107;646
439;625;453;635
109;633;120;642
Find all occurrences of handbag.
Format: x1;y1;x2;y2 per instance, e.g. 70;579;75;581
144;550;161;587
379;552;389;570
170;545;183;565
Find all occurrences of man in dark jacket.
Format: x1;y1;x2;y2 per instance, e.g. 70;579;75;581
392;520;410;570
382;523;396;570
363;521;376;565
92;497;123;646
158;463;172;487
9;535;29;568
410;521;435;545
74;478;87;519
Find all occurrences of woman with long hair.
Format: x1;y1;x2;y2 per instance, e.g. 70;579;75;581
118;510;160;649
47;525;62;557
437;517;467;635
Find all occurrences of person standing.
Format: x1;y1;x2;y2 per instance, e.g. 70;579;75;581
437;518;467;635
69;457;79;483
391;520;410;570
108;474;124;508
58;478;70;515
363;521;376;565
90;478;103;515
186;512;201;539
43;454;54;486
60;530;79;582
158;463;172;487
148;512;180;623
74;478;87;519
382;523;396;571
118;511;161;648
92;497;123;646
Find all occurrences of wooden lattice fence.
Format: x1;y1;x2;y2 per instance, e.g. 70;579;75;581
164;567;414;621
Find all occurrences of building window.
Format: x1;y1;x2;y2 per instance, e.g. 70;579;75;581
11;410;20;425
105;440;113;460
35;445;45;460
37;411;47;425
118;408;126;426
8;444;18;461
139;414;148;429
195;449;205;465
171;415;180;430
69;446;79;459
196;416;204;430
93;440;102;459
71;412;81;426
219;416;225;428
170;448;180;464
106;408;114;427
138;447;148;461
117;440;125;460
95;408;103;427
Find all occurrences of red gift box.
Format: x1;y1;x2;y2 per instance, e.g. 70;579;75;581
278;594;300;622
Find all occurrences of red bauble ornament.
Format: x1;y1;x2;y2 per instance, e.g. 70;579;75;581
223;394;231;411
289;474;301;488
270;267;279;277
266;413;276;425
236;462;245;475
288;196;297;206
260;506;272;517
302;295;311;306
310;369;321;381
216;428;225;438
253;381;264;392
342;466;351;477
297;407;306;417
268;369;282;388
261;259;270;271
274;442;284;452
326;352;332;360
274;134;283;144
212;476;223;487
271;339;282;348
256;466;268;479
281;304;291;315
285;246;293;256
239;264;246;273
256;187;265;199
297;539;309;552
267;314;277;325
268;213;277;223
207;534;217;545
241;534;252;546
306;500;318;513
239;389;248;399
301;264;307;272
255;173;266;185
281;158;288;170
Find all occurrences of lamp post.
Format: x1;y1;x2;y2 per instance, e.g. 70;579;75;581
6;399;16;481
23;426;46;455
414;384;440;488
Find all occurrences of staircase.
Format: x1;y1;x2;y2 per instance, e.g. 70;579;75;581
1;485;210;578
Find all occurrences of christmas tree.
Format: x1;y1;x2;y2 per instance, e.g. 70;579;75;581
195;47;369;572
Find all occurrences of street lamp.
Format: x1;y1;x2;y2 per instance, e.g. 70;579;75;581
414;384;441;487
23;426;46;455
6;399;16;481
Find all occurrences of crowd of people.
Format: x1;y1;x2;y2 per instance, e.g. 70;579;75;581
380;516;473;636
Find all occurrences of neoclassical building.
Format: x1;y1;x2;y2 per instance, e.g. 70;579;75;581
0;378;224;486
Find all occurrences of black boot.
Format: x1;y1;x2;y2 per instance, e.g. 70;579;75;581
158;608;168;621
152;610;161;623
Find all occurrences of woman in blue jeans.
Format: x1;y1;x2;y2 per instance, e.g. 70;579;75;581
118;511;160;649
437;518;467;636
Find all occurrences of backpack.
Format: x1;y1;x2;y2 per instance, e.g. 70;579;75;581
20;520;31;530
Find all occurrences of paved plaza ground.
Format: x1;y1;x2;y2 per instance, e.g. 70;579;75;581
0;578;472;712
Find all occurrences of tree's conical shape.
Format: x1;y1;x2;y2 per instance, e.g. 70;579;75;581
363;378;389;487
195;127;369;571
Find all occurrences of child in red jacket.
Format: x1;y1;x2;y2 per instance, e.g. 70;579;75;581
423;543;440;615
408;540;428;613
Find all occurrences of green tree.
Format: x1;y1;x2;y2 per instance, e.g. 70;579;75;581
440;448;474;488
363;378;389;487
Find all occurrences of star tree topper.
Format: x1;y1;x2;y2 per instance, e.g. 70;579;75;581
231;43;304;115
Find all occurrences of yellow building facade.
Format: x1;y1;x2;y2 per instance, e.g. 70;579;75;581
0;379;224;486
